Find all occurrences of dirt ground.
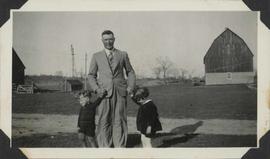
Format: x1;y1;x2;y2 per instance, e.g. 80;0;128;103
13;132;256;148
12;113;256;147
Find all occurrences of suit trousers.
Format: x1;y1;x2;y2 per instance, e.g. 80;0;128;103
96;87;128;147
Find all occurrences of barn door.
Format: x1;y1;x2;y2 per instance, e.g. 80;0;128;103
227;72;232;80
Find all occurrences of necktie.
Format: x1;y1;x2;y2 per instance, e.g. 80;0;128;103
108;51;113;66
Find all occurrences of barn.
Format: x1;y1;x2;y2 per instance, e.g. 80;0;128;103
203;28;255;85
12;48;25;85
64;79;83;92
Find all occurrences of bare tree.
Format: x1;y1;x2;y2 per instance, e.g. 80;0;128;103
168;67;180;79
188;69;195;80
155;56;173;83
179;68;188;80
152;67;162;79
55;71;63;77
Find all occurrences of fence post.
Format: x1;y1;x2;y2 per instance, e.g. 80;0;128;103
31;81;33;94
65;79;67;92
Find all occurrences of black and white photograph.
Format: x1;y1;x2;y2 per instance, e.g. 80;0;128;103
11;11;258;149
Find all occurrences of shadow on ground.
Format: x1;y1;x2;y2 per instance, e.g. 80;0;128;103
128;121;203;147
170;121;203;134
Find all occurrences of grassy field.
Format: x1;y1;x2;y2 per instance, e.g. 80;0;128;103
13;84;257;120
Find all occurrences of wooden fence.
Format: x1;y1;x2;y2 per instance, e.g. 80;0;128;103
16;84;34;94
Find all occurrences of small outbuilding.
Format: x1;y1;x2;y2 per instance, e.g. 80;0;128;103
64;79;83;92
12;49;36;93
12;48;25;85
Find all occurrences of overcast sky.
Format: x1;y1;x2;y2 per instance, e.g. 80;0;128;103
13;11;257;77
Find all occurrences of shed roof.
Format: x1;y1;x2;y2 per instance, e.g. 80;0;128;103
66;79;83;85
203;28;254;64
13;48;25;69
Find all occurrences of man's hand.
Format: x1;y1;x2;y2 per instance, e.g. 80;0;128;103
79;95;90;107
96;88;107;98
127;87;133;97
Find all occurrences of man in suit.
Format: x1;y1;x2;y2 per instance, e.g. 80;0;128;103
88;30;136;147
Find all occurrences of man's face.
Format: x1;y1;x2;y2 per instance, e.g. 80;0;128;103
102;34;115;50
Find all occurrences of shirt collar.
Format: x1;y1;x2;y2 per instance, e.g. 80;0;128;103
142;99;152;105
104;48;115;56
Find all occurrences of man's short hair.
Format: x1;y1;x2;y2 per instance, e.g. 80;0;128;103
102;30;114;36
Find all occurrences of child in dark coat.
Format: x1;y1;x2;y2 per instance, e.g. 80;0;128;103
131;86;162;147
77;90;105;147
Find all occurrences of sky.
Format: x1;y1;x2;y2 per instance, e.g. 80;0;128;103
13;11;257;77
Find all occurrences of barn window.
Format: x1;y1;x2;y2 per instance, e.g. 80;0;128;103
227;72;232;80
226;44;231;55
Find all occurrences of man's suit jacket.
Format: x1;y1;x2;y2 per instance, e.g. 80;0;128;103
88;49;136;97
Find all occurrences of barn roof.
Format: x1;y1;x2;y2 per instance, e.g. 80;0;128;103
66;79;83;85
203;28;254;64
13;48;25;69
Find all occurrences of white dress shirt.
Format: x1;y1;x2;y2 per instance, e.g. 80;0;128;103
105;48;115;57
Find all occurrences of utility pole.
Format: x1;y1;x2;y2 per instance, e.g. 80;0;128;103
71;44;75;78
84;52;87;90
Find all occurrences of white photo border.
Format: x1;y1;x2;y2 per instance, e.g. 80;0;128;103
1;0;270;158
